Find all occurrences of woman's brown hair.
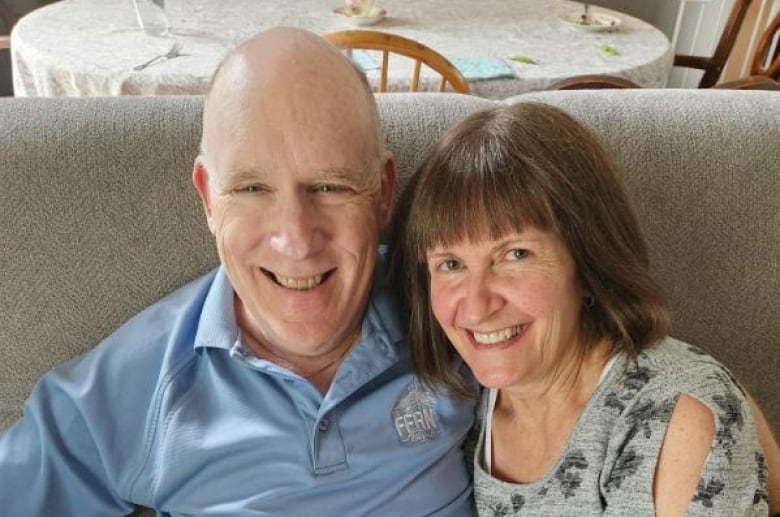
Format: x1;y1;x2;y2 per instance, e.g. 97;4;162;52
390;103;670;396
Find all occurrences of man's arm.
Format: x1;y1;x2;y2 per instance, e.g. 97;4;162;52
0;374;134;515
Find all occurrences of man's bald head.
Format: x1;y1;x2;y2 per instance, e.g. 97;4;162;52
200;27;381;174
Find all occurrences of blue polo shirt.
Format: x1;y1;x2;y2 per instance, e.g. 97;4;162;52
0;264;475;515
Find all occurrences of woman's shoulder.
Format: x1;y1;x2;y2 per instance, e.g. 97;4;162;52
597;336;751;456
611;336;744;404
597;337;767;515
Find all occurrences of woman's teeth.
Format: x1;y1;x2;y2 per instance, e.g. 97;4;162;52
472;325;523;344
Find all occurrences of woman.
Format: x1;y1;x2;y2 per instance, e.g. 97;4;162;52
393;103;771;515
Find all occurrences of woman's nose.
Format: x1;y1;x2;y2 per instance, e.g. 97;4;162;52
459;273;502;326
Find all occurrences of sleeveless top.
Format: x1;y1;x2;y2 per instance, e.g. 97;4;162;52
470;337;768;516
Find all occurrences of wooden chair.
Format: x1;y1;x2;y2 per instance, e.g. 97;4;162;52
323;30;470;94
748;11;780;80
714;12;780;90
673;0;754;88
547;74;641;90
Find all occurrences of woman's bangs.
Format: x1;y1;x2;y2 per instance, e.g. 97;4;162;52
412;162;554;262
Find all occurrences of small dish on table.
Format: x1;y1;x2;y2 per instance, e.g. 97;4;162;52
558;11;621;32
332;6;387;26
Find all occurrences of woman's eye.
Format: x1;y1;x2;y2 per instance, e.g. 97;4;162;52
507;248;529;260
439;259;460;271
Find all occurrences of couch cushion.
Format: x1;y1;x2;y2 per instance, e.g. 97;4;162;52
0;96;213;428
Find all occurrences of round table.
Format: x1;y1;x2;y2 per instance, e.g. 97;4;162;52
11;0;673;99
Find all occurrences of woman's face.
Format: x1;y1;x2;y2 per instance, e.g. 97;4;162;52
426;226;585;391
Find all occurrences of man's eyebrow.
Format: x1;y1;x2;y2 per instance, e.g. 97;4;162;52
222;168;266;185
320;167;365;181
320;167;376;189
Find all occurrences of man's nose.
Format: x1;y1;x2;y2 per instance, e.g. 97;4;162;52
459;273;502;326
268;196;323;260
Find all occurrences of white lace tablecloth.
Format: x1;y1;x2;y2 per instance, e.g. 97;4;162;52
11;0;673;99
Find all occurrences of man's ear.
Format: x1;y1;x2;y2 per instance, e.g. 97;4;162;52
379;150;397;226
192;157;216;235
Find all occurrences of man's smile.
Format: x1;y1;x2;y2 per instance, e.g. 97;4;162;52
262;268;335;290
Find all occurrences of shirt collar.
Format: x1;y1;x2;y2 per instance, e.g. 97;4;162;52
364;246;405;354
193;267;239;351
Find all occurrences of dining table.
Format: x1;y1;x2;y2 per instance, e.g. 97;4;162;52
10;0;674;99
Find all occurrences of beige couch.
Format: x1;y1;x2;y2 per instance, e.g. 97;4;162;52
1;90;777;460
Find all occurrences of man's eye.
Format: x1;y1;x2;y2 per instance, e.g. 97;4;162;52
235;185;265;194
314;184;346;194
507;248;529;260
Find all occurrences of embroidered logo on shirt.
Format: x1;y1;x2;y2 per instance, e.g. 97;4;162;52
392;379;441;446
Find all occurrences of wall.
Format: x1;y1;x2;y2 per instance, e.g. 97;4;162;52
0;0;51;96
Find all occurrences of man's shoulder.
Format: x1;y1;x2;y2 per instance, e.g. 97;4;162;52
107;269;218;351
57;269;220;389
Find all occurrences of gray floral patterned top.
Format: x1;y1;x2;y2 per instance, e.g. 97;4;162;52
470;337;768;516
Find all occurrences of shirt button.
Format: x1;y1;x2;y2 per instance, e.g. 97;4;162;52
318;419;330;432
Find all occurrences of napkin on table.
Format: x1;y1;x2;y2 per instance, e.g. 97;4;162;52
350;51;515;82
449;56;516;81
351;50;381;71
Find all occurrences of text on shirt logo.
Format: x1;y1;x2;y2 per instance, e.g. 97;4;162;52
392;379;441;445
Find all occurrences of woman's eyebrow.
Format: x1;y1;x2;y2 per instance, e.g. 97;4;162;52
426;250;454;260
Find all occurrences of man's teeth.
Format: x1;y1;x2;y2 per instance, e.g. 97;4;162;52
473;325;523;345
273;273;324;290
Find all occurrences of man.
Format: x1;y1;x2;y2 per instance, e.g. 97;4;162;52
0;27;473;514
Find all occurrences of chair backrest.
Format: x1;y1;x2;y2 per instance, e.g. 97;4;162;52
750;11;780;79
547;74;641;90
323;29;470;94
673;0;754;88
715;74;780;89
0;35;9;50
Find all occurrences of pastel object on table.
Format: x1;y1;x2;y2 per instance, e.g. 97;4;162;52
344;0;377;17
449;56;516;81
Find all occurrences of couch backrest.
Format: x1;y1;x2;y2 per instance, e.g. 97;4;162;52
0;90;777;433
0;96;212;429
